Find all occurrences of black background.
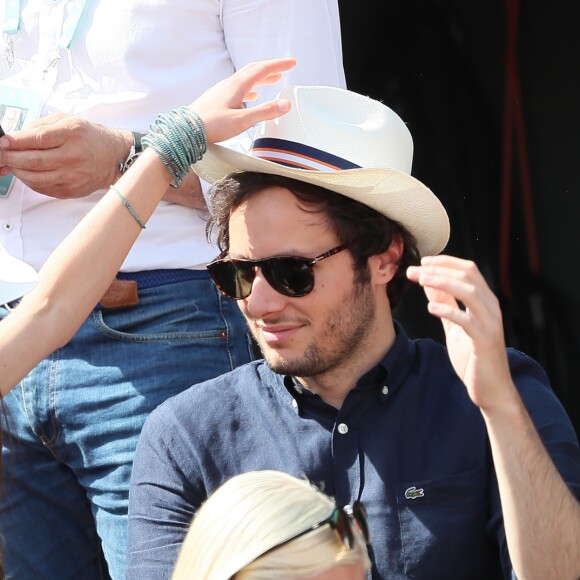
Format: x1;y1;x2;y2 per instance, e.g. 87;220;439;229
338;0;580;434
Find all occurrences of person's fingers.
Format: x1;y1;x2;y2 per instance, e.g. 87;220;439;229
0;116;77;150
407;255;503;342
21;112;69;130
250;70;287;87
10;166;60;189
200;98;291;144
191;58;295;144
407;256;495;318
238;99;291;127
0;148;58;171
0;113;70;151
236;57;296;82
242;90;259;103
206;57;295;106
228;58;295;104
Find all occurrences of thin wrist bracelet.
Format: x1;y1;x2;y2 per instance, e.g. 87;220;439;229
142;106;208;187
110;185;147;229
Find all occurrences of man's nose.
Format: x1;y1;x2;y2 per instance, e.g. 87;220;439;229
243;268;288;318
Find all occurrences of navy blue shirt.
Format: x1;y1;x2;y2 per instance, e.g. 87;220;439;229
127;324;580;579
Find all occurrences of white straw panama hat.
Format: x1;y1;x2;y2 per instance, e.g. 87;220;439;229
194;85;450;257
0;245;38;305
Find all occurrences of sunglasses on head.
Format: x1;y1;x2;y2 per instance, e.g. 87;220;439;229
253;500;370;563
206;244;346;300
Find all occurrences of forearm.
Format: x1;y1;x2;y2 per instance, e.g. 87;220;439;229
126;132;207;209
37;148;170;306
161;169;207;209
0;149;171;396
483;388;580;579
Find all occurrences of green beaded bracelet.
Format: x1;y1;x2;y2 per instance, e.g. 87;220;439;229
143;106;208;187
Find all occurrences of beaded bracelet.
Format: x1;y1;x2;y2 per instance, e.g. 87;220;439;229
142;106;208;187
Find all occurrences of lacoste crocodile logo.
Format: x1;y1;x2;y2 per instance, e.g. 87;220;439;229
405;486;425;500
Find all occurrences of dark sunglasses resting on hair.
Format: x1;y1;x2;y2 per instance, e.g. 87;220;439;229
257;500;370;561
171;470;372;579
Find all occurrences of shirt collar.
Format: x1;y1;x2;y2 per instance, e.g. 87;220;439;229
376;320;417;396
280;320;417;403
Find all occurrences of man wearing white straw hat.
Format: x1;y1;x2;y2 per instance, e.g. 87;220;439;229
128;86;580;579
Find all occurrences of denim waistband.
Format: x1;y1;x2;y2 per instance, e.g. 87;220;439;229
117;268;209;290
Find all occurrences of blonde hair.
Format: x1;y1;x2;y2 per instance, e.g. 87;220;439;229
171;470;371;580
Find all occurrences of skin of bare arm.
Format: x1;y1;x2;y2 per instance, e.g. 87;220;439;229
407;255;580;580
0;57;295;397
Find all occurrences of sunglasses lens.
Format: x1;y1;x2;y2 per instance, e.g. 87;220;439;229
207;260;255;300
264;258;314;297
208;256;317;299
353;501;370;544
331;508;354;550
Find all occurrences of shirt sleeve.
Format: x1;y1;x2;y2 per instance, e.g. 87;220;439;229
126;403;206;579
488;349;580;578
510;350;580;494
199;0;346;200
221;0;346;94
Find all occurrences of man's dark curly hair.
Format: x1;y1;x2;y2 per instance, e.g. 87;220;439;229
206;172;420;308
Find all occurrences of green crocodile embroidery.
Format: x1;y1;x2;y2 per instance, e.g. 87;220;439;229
405;486;425;500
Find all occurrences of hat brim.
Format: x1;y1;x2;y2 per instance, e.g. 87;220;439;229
195;144;450;257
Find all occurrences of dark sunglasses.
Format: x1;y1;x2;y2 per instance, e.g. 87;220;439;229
254;500;370;562
206;244;346;300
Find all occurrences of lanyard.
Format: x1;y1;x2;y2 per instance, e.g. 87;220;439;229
3;0;20;66
3;0;19;34
2;0;89;67
59;0;88;51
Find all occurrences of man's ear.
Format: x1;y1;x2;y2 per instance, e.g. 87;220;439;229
368;236;403;284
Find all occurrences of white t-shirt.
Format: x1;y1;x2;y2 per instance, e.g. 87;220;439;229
0;0;345;271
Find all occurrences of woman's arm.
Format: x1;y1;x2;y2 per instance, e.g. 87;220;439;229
0;58;294;396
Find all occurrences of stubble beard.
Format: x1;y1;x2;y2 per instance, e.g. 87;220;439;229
253;279;376;379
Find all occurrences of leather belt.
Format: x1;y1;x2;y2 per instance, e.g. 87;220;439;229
99;278;139;310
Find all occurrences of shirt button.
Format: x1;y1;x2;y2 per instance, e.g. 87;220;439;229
382;385;389;395
3;223;13;231
291;399;298;409
337;423;348;435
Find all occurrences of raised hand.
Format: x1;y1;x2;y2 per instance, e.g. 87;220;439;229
190;57;295;145
407;255;515;412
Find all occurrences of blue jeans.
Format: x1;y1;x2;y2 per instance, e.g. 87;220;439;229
0;272;253;580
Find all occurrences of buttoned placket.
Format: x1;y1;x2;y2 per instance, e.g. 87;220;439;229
331;391;365;506
283;372;393;506
331;366;392;506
